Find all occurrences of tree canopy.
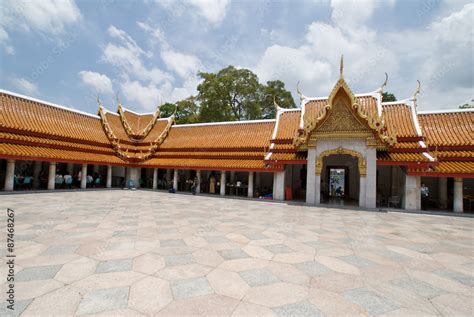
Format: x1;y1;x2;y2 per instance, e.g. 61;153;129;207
159;66;295;124
382;92;397;102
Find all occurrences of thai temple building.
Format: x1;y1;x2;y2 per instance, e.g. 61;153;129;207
1;61;473;213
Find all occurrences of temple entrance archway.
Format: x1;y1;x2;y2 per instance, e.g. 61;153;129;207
319;153;361;205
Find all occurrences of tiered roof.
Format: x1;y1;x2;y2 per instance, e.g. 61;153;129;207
0;86;472;177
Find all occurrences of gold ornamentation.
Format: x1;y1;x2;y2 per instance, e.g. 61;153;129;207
316;146;366;176
292;59;397;148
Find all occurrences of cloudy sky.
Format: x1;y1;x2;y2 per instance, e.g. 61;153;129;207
0;0;472;114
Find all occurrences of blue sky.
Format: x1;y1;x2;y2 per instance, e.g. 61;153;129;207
1;0;472;114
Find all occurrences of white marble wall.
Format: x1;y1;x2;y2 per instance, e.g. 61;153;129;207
273;170;285;201
306;147;317;204
306;139;376;208
403;174;420;210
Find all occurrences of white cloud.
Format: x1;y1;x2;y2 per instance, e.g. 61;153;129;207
12;78;38;95
100;25;201;110
161;49;203;79
0;0;81;54
157;0;230;24
252;0;399;100
1;0;81;34
188;0;230;24
78;71;114;95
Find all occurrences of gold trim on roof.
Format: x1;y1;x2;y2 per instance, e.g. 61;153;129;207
293;58;397;148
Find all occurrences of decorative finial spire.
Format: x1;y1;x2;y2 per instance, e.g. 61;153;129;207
413;80;421;108
273;96;282;114
339;54;344;79
116;92;121;106
96;94;102;106
380;72;388;93
296;81;306;102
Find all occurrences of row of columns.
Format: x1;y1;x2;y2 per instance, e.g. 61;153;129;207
403;176;464;212
149;169;277;199
3;160;113;191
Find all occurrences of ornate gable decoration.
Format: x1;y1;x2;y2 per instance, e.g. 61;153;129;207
293;56;396;148
117;97;161;141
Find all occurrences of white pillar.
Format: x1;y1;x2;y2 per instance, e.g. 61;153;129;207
359;176;366;208
273;170;285;201
403;174;421;210
106;165;112;188
314;175;321;204
173;169;178;191
438;177;447;210
365;148;377;208
306;147;317;204
453;178;463;213
48;162;56;190
196;170;201;194
152;168;158;189
220;171;226;196
248;171;254;198
81;164;87;189
4;160;15;191
33;161;42;189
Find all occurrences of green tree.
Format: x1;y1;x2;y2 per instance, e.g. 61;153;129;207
260;80;296;118
382;92;397;102
197;66;295;122
159;97;199;124
459;103;473;109
159;102;176;118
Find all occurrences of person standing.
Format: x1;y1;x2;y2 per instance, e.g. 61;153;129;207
420;182;429;210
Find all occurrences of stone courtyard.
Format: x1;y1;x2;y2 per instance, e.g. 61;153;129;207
0;190;473;316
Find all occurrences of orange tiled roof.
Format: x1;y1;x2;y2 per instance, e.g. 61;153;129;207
0;143;123;164
1;92;109;144
0;90;472;175
160;121;275;150
418;111;474;147
382;103;418;138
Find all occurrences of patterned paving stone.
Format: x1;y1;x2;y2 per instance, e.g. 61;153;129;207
2;191;473;316
43;244;78;255
344;288;400;315
206;236;230;244
161;239;187;247
433;268;474;287
391;277;446;298
165;254;195;266
219;249;250;260
0;299;33;316
76;287;129;315
272;301;324;317
16;265;62;282
239;268;280;287
339;255;376;268
295;261;332;277
171;277;214;299
264;244;293;254
95;258;133;273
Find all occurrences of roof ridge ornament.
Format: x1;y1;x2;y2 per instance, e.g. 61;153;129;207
116;92;121;106
296;81;306;102
339;54;344;79
273;96;283;114
379;72;388;94
412;80;421;108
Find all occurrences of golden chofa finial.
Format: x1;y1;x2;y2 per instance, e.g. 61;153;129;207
96;94;102;106
115;92;121;106
379;72;388;93
296;81;306;102
339;54;344;79
413;80;421;108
